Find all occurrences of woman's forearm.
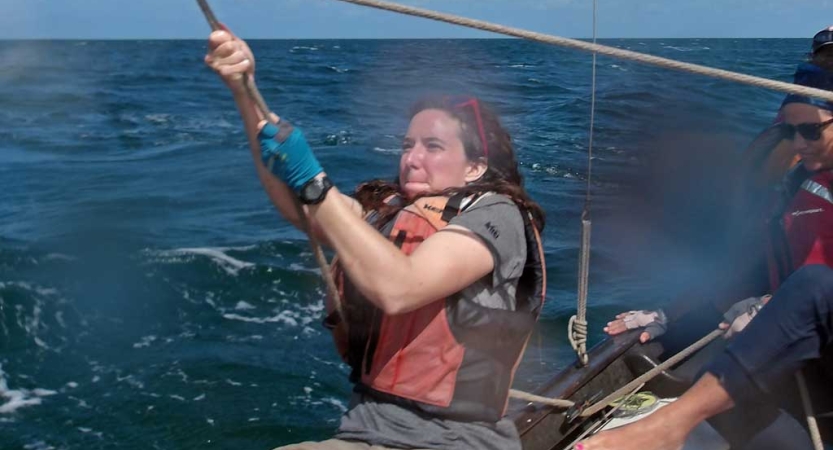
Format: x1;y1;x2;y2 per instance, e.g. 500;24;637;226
231;88;310;230
310;184;415;314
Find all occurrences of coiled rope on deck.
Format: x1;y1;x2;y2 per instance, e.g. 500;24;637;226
331;0;833;103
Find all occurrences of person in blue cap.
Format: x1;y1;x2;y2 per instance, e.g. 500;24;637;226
771;26;833;125
811;26;833;70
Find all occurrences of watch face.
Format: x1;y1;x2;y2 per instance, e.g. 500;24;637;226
305;180;323;199
300;177;332;204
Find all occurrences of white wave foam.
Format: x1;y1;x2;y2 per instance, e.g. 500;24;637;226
155;247;255;276
289;262;321;274
145;113;171;124
372;147;402;154
321;396;348;413
166;368;189;383
0;287;61;351
235;301;256;311
661;45;708;52
31;389;56;397
223;299;323;328
222;311;299;326
0;365;56;414
133;335;157;349
116;374;144;390
292;385;348;413
70;396;91;409
0;281;59;297
43;253;76;262
33;337;49;350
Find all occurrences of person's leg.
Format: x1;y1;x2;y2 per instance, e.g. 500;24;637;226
738;410;815;450
707;400;781;448
710;264;833;404
581;265;833;450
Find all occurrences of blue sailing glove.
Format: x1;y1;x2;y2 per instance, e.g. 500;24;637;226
258;122;323;192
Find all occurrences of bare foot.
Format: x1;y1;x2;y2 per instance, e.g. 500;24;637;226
578;412;687;450
580;373;735;450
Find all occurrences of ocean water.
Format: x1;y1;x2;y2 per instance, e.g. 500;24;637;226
0;38;807;449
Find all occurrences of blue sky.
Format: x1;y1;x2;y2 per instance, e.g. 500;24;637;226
2;0;832;39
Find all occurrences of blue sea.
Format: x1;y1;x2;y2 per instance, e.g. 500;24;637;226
0;38;807;449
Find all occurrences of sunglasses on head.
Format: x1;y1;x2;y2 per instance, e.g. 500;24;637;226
445;96;489;159
780;117;833;141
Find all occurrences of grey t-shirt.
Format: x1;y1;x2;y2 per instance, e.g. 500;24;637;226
335;194;527;450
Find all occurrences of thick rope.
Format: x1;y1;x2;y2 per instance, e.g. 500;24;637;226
331;0;833;103
568;313;589;366
569;0;597;368
196;0;344;320
509;329;724;415
580;329;724;417
565;383;646;450
796;371;824;450
509;388;575;408
585;0;598;211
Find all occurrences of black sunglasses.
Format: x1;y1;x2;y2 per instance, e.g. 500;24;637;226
780;117;833;141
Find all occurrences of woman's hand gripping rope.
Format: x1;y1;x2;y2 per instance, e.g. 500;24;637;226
197;0;342;320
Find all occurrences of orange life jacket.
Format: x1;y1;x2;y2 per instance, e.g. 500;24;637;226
326;193;545;422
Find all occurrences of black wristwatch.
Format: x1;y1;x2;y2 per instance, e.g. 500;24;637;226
298;175;334;205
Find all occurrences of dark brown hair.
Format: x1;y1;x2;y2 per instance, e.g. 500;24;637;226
354;96;545;231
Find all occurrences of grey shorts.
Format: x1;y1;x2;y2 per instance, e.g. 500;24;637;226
274;439;431;450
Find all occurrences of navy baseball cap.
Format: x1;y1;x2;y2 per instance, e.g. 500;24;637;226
813;26;833;54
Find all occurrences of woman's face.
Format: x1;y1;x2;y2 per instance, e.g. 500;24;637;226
782;103;833;172
398;109;484;198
